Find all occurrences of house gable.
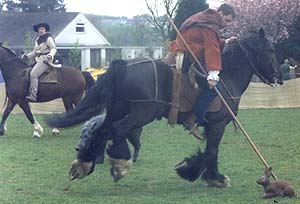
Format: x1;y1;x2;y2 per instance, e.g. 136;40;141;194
55;13;110;47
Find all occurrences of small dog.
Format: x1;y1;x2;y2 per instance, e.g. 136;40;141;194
256;167;296;199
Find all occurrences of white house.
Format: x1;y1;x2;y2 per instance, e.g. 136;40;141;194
0;12;163;70
0;12;110;69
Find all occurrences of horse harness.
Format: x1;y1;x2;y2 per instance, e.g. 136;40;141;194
124;57;171;106
238;42;279;87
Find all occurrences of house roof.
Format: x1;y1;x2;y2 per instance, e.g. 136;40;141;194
0;12;79;48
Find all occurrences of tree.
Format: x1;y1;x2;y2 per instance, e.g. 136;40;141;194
144;0;179;42
129;15;152;46
68;40;81;69
0;0;19;13
170;0;208;40
275;17;300;62
220;0;300;43
23;31;34;53
0;0;66;13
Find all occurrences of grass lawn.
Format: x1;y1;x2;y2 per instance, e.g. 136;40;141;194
0;108;300;204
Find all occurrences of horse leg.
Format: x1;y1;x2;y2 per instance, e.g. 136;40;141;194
107;105;159;181
201;121;230;187
95;140;107;164
53;97;76;136
107;107;156;161
18;102;43;138
127;127;143;162
0;98;16;136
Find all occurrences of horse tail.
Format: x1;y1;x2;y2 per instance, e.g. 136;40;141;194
81;71;95;91
46;59;127;128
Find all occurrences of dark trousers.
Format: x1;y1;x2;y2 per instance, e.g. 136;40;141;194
193;83;218;125
192;63;218;125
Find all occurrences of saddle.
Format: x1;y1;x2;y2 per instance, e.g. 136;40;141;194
24;62;62;84
166;54;222;124
178;71;222;113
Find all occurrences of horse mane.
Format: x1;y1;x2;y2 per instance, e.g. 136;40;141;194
221;30;263;72
0;46;28;68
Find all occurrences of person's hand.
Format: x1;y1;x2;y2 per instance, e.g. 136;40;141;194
47;54;53;60
21;54;28;60
208;79;217;89
225;36;238;44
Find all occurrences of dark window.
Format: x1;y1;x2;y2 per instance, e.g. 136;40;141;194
76;23;85;33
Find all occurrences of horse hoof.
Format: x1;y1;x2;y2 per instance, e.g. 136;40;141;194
52;128;60;135
32;131;41;138
69;159;94;180
204;175;231;188
0;130;5;136
110;167;124;182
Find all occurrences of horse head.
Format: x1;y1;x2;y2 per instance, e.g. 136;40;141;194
239;28;283;86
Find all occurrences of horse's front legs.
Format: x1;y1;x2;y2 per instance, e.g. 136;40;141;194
0;98;16;136
18;102;43;138
201;121;230;187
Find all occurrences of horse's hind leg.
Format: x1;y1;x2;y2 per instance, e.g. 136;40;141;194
54;96;80;136
0;98;16;135
127;127;143;162
107;104;160;181
18;102;43;138
108;105;157;160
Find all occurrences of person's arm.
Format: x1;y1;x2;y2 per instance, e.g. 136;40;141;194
203;28;222;84
46;37;57;60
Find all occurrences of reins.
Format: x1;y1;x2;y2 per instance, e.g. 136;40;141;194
238;42;277;87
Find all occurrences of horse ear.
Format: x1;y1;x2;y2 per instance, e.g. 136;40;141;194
259;28;265;39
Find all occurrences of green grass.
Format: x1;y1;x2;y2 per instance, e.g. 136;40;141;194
1;108;300;204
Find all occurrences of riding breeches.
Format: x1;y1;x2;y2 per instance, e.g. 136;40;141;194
28;61;49;97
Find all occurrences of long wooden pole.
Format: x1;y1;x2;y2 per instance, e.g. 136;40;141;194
167;15;277;180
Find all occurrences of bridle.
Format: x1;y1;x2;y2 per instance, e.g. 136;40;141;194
238;42;280;87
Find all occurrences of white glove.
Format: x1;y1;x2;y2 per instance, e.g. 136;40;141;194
21;54;27;59
207;70;220;81
225;36;238;44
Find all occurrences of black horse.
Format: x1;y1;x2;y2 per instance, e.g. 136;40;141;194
47;29;282;186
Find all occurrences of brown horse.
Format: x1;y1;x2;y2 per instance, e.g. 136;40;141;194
0;45;86;137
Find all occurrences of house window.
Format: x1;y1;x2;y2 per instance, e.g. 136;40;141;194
76;23;85;33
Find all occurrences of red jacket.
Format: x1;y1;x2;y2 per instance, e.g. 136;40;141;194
170;9;225;71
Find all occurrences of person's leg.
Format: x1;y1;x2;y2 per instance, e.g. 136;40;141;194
193;84;218;125
27;61;49;101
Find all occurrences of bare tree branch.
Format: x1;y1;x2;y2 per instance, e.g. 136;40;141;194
144;0;179;42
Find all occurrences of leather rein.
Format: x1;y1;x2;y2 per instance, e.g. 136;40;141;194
238;42;279;87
